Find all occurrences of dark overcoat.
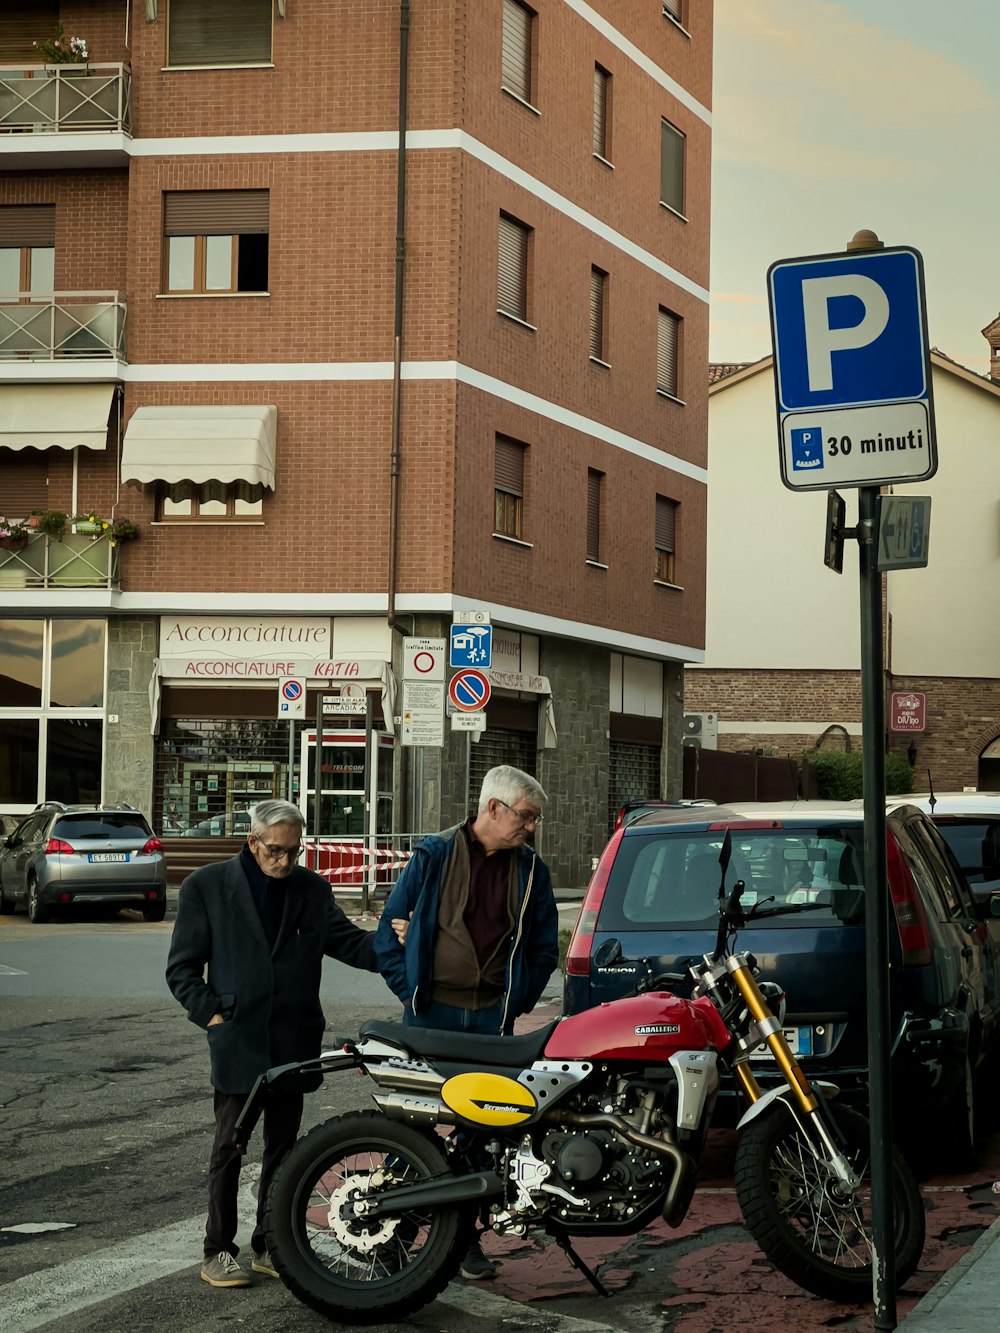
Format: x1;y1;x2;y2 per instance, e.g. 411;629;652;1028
165;854;377;1094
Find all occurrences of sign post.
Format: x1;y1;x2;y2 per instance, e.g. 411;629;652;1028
277;677;306;804
768;230;938;1331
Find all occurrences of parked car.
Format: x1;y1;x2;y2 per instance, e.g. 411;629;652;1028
887;791;1000;913
564;801;1000;1165
612;798;716;830
181;811;251;838
0;803;167;923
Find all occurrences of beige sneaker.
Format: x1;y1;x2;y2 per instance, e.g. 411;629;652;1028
200;1251;251;1287
251;1249;279;1278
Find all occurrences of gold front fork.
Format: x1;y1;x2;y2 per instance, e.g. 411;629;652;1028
727;955;819;1115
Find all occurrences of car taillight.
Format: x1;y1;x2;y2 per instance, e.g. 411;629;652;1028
887;833;934;966
44;837;74;856
565;830;622;975
141;837;163;855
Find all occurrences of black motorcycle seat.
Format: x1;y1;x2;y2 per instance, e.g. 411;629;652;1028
358;1018;560;1066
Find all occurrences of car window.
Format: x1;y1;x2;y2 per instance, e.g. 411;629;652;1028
53;813;152;840
909;819;977;920
933;818;1000;886
894;823;959;923
13;813;46;845
601;826;867;930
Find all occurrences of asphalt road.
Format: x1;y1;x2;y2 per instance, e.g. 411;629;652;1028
2;909;1000;1333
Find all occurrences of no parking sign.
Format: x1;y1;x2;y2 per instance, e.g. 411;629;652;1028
277;676;306;719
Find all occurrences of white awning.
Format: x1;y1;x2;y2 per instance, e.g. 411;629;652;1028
0;383;114;451
121;405;277;489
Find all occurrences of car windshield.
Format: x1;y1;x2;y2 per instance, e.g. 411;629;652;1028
932;818;1000;886
600;826;867;929
52;813;152;840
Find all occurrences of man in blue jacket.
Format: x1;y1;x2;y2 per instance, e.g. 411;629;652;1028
375;764;559;1278
166;799;381;1289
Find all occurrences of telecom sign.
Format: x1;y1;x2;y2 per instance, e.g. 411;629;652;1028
768;246;937;491
450;623;492;668
448;668;491;712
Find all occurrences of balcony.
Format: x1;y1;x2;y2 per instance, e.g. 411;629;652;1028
0;292;126;376
0;532;120;591
0;63;131;167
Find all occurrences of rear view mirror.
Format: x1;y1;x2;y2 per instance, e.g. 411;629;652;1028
990;894;1000;919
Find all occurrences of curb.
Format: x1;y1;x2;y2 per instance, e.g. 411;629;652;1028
901;1209;1000;1325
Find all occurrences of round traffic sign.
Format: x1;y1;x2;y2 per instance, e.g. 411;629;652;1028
448;668;491;712
281;679;303;701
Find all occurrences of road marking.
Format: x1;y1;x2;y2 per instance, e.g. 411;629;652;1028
0;963;27;974
2;1223;75;1234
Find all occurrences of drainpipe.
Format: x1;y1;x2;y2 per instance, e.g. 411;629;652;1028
386;0;410;628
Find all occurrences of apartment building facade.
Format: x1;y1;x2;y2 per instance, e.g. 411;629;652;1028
0;0;712;886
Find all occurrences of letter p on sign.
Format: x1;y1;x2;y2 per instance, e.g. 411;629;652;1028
801;274;890;392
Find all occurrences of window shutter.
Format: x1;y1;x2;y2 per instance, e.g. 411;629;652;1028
495;436;525;495
657;307;679;396
587;469;602;561
0;3;59;62
593;65;608;156
498;214;528;320
168;0;272;67
660;119;686;213
656;496;676;552
501;0;531;101
0;205;56;247
164;191;269;236
590;267;606;360
663;0;683;21
0;451;48;517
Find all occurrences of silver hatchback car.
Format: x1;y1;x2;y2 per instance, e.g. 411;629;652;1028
0;803;167;923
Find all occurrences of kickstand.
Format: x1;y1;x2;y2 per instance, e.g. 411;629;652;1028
551;1231;610;1297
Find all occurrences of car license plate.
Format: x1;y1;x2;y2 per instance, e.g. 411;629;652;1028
750;1026;812;1059
88;852;129;863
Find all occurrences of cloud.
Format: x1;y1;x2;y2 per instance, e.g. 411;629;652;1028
713;292;764;306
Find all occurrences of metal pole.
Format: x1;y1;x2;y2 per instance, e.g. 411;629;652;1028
313;690;323;879
465;730;471;817
362;692;374;915
287;716;295;805
858;484;896;1328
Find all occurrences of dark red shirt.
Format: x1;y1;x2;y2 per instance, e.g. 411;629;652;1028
461;819;514;965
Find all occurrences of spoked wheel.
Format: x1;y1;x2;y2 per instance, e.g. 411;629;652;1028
264;1110;469;1324
735;1102;924;1302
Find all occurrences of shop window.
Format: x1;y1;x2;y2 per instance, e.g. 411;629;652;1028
655;495;678;584
50;620;106;707
660;118;686;216
162;191;269;295
157;479;264;522
167;0;273;68
494;435;526;541
498;212;532;324
501;0;534;106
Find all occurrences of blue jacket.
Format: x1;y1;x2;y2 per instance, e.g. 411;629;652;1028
375;825;558;1033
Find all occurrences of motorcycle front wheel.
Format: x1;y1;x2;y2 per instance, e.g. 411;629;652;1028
264;1110;470;1324
735;1101;924;1302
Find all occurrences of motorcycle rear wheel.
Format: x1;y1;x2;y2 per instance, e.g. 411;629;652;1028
264;1110;469;1324
735;1101;924;1302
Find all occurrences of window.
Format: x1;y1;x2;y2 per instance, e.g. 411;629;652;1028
162;191;269;294
498;212;531;324
494;436;526;540
0;5;58;63
660;118;686;215
662;0;685;26
0;205;55;302
157;480;263;522
655;496;677;584
0;450;47;516
593;64;611;160
587;469;603;563
168;0;272;68
657;306;681;398
590;266;608;363
501;0;533;105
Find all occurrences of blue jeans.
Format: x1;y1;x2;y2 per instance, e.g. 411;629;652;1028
403;998;504;1034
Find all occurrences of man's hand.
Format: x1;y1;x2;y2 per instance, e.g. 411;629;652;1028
208;1013;224;1026
391;913;412;945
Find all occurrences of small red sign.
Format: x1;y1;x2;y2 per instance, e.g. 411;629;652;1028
449;669;491;712
890;691;926;732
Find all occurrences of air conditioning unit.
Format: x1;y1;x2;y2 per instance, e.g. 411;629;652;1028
682;712;718;749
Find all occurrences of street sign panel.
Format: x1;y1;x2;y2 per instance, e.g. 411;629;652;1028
401;680;445;747
452;711;487;732
768;246;937;490
277;676;306;719
448;668;491;712
402;637;446;681
876;495;930;571
323;685;367;714
890;691;926;732
450;623;492;668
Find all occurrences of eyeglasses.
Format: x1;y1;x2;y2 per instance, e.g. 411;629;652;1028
252;837;304;862
496;799;543;826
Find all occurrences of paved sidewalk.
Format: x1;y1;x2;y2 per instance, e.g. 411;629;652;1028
902;1209;1000;1327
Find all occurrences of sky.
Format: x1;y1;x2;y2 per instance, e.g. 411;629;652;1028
710;0;1000;375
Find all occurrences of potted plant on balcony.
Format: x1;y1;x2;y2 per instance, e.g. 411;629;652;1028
0;516;29;550
35;509;69;541
32;24;89;70
71;511;106;536
108;516;139;547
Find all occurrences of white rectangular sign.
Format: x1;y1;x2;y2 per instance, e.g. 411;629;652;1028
277;676;306;719
451;711;486;732
402;638;446;681
401;681;445;748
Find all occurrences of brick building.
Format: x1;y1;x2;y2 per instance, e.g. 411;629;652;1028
0;1;712;886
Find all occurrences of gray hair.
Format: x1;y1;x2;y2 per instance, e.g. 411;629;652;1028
477;765;546;813
250;800;306;836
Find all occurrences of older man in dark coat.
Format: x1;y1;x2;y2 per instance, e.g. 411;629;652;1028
166;799;379;1288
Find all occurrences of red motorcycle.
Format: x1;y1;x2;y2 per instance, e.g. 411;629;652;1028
236;836;924;1323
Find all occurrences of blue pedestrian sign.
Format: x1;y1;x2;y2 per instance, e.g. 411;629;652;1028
768;245;937;490
450;623;492;668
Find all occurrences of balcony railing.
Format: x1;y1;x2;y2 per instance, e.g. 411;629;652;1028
0;292;126;361
0;533;120;590
0;63;131;135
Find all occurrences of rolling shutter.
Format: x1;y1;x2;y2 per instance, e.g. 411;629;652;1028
0;3;59;62
587;470;602;561
0;205;55;247
590;267;606;360
0;451;48;516
501;0;531;102
593;65;608;156
656;496;676;552
495;436;525;495
660;119;686;213
168;0;272;67
163;191;269;237
657;307;679;396
498;214;528;320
